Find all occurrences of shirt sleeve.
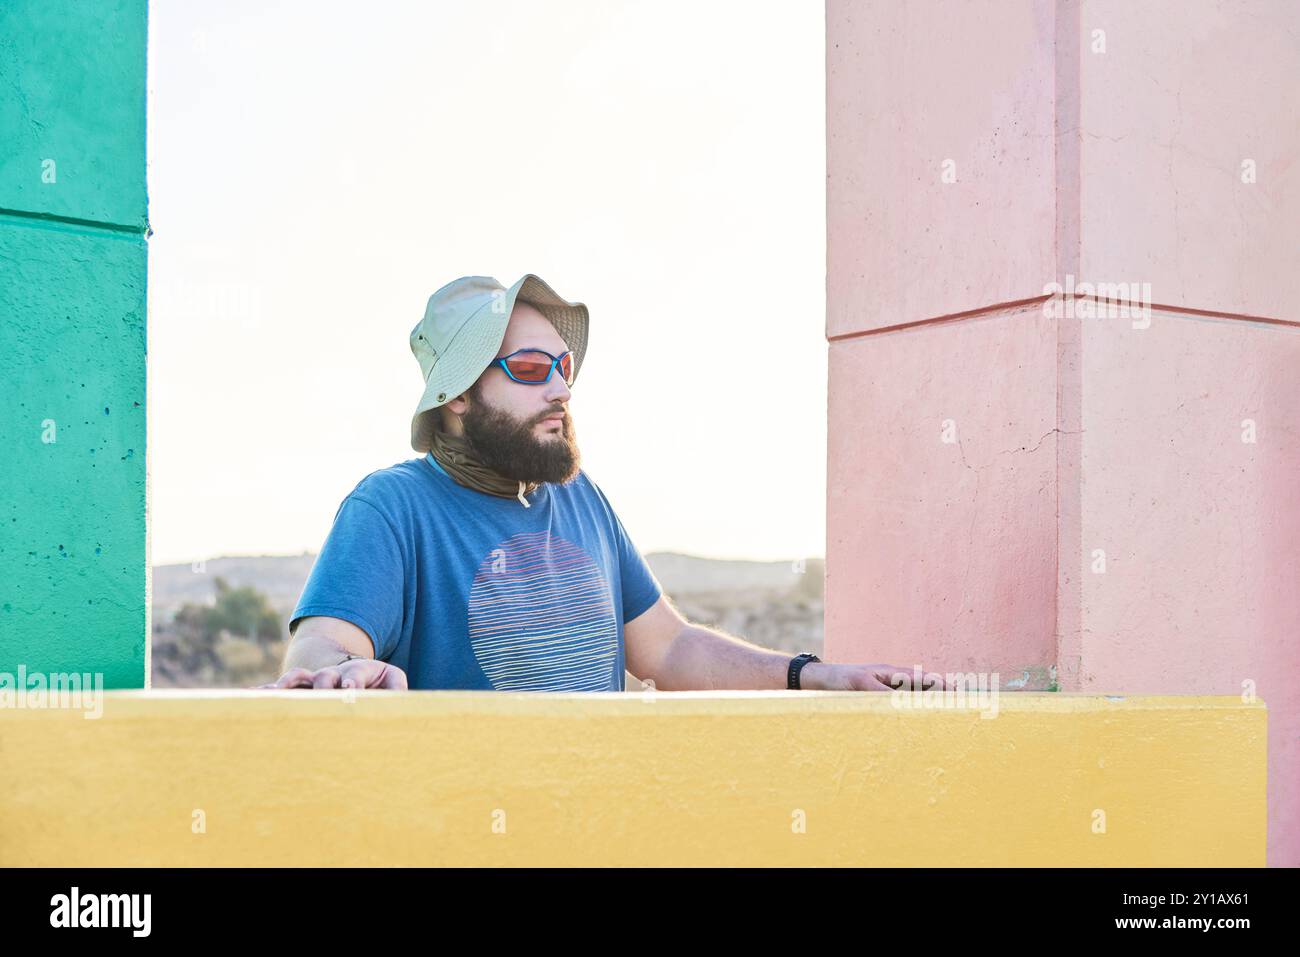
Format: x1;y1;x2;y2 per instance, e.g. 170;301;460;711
289;494;407;661
587;477;663;623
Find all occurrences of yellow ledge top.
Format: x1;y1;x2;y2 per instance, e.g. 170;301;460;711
0;688;1265;721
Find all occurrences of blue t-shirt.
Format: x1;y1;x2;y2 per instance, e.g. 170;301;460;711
289;453;662;691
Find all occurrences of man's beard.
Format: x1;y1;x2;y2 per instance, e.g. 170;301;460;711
461;392;582;485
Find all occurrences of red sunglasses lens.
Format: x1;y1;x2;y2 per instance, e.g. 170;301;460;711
504;352;553;381
504;351;574;384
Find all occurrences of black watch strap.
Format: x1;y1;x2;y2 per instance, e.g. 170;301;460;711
787;653;821;690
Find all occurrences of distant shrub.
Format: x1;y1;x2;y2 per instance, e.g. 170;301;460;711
173;576;281;642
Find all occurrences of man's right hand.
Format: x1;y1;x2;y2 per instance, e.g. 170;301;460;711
256;657;408;691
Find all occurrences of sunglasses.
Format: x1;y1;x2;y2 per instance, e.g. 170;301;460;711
491;348;575;386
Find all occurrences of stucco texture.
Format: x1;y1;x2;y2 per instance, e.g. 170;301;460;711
0;0;149;687
827;0;1299;864
0;691;1267;867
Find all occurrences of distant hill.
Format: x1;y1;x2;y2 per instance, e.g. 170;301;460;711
151;551;824;623
643;552;822;596
152;553;317;625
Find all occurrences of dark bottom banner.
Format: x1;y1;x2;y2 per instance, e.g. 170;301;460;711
0;866;1290;940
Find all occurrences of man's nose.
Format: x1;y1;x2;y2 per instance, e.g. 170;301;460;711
543;374;572;404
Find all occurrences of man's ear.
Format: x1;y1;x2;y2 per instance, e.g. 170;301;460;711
445;393;470;415
439;397;468;434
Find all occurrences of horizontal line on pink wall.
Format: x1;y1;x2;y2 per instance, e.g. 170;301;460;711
1143;302;1300;330
827;295;1052;341
827;296;1299;342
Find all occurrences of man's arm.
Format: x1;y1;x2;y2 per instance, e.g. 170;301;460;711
657;623;798;690
283;615;376;671
259;616;407;690
624;595;948;692
622;595;790;690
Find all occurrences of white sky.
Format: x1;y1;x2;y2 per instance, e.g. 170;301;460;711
146;0;826;566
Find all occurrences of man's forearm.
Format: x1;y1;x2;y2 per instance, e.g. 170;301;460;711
652;624;797;690
281;633;361;673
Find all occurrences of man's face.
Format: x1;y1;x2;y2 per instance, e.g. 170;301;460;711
450;302;581;485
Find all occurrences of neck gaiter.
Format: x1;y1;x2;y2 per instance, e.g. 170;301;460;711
428;425;540;507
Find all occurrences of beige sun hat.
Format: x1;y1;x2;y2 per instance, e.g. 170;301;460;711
408;274;590;452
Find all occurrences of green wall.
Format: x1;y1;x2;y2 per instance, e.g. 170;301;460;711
0;0;149;687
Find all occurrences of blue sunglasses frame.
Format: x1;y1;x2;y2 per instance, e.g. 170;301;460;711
491;348;575;386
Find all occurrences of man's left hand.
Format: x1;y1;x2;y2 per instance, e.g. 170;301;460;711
799;662;951;692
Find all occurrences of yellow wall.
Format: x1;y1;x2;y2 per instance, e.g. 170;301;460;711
0;691;1266;866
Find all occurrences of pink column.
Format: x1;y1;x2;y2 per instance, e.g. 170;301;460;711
826;0;1299;865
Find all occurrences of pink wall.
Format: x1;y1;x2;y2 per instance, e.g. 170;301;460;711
826;0;1299;865
827;305;1059;685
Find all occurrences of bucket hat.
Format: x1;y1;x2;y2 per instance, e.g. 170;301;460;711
409;274;589;452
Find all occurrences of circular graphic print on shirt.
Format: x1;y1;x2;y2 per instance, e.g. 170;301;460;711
467;530;620;691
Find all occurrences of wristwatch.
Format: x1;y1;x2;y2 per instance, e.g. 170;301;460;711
787;653;821;690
